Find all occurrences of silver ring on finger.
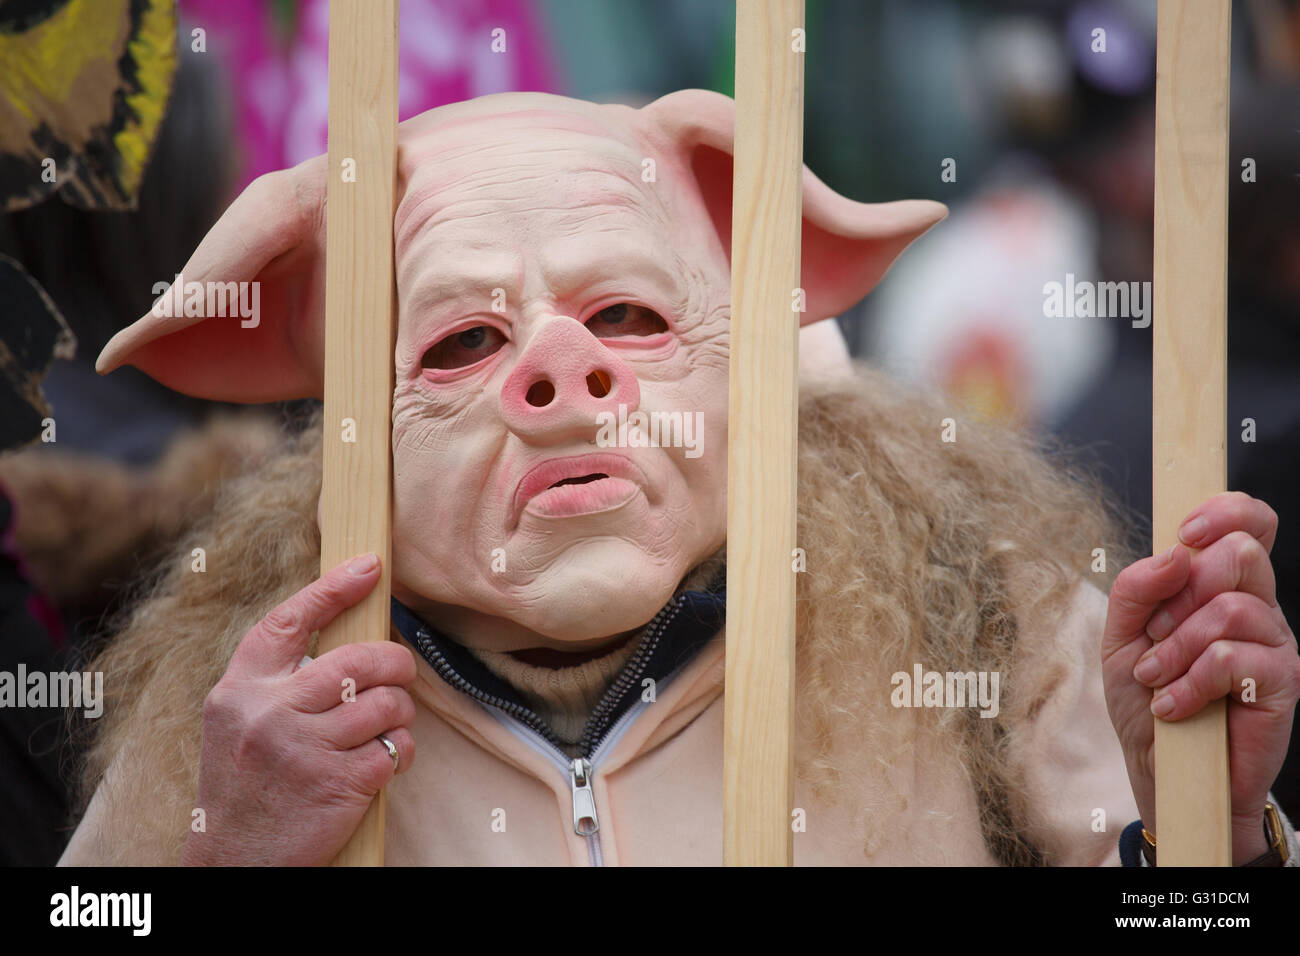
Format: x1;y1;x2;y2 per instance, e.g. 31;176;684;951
378;734;399;772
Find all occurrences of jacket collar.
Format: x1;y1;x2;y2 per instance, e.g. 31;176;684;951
390;563;726;759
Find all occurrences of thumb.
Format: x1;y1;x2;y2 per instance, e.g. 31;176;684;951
229;553;381;677
1102;544;1190;659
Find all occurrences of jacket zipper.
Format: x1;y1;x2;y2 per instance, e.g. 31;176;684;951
578;600;683;756
409;628;563;746
491;694;651;866
410;592;700;865
570;757;598;836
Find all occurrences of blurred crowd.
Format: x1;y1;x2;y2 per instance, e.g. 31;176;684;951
1;0;1297;864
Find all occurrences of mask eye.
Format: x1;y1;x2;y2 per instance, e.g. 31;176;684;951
421;325;507;370
585;303;668;338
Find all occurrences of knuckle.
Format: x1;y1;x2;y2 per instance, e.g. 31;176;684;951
1157;638;1184;672
330;642;368;679
1209;640;1234;671
1118;559;1146;584
338;643;410;685
1109;569;1143;607
1212;591;1250;634
1163;592;1192;623
375;687;408;728
379;643;417;683
248;169;287;199
244;698;282;744
201;691;239;740
313;575;349;608
351;640;381;669
1227;530;1263;566
344;750;389;794
310;763;364;804
358;642;392;679
220;701;277;766
292;575;350;626
1165;682;1187;710
394;689;416;727
260;604;301;641
1153;638;1177;671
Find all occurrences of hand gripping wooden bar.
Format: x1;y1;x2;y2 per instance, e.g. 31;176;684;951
1151;0;1233;866
319;0;399;867
724;0;804;867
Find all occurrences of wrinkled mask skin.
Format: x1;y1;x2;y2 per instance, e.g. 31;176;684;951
96;89;945;655
388;105;730;651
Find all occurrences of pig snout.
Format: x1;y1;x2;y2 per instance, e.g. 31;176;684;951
500;317;641;444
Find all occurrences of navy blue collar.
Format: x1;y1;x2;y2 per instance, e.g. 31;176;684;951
390;564;726;758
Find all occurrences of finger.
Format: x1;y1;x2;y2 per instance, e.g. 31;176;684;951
1143;531;1278;643
290;640;417;712
1149;640;1296;721
339;726;416;794
228;554;381;678
1132;591;1292;689
317;686;416;751
1101;544;1191;662
1177;490;1278;554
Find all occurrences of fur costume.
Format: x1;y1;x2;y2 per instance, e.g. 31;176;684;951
62;365;1167;864
53;89;1300;865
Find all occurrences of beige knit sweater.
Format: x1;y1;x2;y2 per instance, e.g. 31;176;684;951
468;639;639;752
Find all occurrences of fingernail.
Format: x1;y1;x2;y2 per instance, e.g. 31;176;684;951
1154;545;1177;567
1179;516;1208;546
348;553;379;575
1146;609;1175;642
1133;654;1161;684
1151;692;1175;717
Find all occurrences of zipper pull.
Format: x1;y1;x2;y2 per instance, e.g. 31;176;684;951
570;757;599;836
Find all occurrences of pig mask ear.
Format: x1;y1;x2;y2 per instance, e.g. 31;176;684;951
96;155;329;402
640;89;947;325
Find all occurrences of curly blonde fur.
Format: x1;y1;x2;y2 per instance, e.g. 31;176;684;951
72;364;1138;864
0;410;281;606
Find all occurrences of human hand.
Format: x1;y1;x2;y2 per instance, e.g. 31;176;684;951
1102;492;1300;864
181;553;416;866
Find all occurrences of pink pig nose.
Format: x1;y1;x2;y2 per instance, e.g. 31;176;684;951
500;317;640;444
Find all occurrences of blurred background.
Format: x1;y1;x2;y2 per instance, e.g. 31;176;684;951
1;0;1296;863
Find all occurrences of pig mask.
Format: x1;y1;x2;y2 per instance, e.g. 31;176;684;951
97;89;945;651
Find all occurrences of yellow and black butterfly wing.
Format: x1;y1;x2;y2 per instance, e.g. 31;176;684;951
0;0;177;211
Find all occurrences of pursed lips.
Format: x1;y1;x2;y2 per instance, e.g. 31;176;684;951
511;452;647;527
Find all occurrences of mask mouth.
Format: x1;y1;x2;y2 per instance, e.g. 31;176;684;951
548;472;609;489
513;453;647;527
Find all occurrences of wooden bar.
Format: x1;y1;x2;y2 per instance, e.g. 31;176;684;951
318;0;399;868
1151;0;1233;867
724;0;804;867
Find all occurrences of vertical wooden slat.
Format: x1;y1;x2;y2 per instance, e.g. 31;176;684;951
318;0;399;868
1152;0;1233;866
724;0;804;867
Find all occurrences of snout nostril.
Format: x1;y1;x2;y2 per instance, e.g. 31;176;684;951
525;380;556;408
586;369;611;398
